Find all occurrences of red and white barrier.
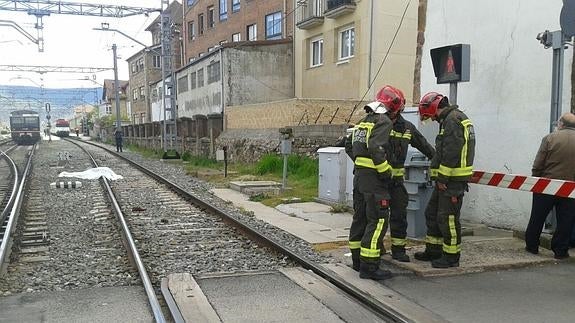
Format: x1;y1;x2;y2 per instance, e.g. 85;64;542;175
471;171;575;198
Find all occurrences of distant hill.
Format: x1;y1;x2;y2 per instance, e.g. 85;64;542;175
0;85;102;123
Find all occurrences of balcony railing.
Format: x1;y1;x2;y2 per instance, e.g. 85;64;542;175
325;0;355;18
296;0;325;29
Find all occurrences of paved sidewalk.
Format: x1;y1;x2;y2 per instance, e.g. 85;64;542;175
211;187;562;278
211;189;350;248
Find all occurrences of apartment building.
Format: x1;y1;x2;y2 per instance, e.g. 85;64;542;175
294;0;419;103
101;79;129;119
183;0;293;62
126;0;183;124
176;40;293;119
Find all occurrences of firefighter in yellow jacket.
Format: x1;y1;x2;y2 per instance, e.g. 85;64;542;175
376;86;435;262
415;92;475;268
345;101;394;280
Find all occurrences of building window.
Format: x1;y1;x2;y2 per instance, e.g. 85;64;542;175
197;68;204;87
232;32;241;42
208;6;215;28
187;0;196;6
188;21;195;41
220;0;228;20
265;12;282;39
247;23;257;41
139;86;145;98
153;55;161;68
310;37;323;67
132;89;138;101
137;58;144;71
178;75;189;92
207;61;221;84
232;0;240;12
339;27;355;60
199;14;204;35
131;62;137;74
105;104;112;114
190;72;197;89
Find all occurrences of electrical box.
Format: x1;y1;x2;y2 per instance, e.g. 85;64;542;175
318;147;347;204
281;139;292;155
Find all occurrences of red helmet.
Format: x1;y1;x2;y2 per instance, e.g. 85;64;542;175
376;85;406;113
418;92;446;120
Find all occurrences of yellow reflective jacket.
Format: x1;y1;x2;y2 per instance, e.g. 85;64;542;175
345;113;393;176
430;106;475;183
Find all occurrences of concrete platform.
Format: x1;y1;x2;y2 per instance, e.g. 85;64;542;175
0;286;153;322
211;189;349;247
211;188;564;278
165;268;447;323
229;180;282;196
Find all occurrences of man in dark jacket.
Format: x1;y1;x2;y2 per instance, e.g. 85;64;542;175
114;128;123;152
376;85;435;262
415;92;475;268
526;112;575;259
345;101;394;280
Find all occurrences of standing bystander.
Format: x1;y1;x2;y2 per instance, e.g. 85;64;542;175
525;112;575;259
114;128;123;152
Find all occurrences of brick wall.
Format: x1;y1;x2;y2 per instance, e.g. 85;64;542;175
184;0;293;61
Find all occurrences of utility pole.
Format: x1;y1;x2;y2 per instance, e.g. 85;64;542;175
112;44;121;129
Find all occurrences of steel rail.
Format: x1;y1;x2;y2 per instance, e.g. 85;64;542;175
0;145;19;228
0;145;34;276
67;139;166;323
79;139;413;323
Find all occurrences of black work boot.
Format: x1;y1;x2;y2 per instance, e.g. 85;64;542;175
359;261;393;280
351;249;360;272
431;253;460;268
391;245;410;262
414;244;442;261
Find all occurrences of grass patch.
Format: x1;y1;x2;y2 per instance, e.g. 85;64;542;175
180;153;319;207
330;203;351;213
125;144;163;159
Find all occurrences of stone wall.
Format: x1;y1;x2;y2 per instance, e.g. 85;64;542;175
225;98;369;129
216;124;348;163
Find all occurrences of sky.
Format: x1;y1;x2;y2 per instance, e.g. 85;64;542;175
0;0;167;90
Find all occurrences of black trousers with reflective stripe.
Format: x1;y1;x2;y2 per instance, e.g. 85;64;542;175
424;183;464;254
389;180;408;245
349;175;366;249
348;168;390;262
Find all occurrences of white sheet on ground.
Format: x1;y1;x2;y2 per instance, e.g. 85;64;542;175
58;167;123;180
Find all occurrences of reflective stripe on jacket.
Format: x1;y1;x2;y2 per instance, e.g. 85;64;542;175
388;115;435;179
346;113;393;175
430;106;475;182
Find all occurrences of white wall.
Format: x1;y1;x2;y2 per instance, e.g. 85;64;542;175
422;0;573;230
150;81;173;122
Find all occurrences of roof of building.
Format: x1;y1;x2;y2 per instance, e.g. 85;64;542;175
145;0;183;32
102;79;129;101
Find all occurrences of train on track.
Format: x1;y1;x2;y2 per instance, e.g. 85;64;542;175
9;110;41;145
53;118;71;137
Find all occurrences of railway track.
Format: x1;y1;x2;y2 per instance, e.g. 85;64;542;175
76;140;413;323
0;138;414;322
